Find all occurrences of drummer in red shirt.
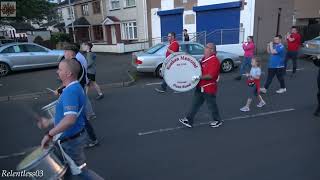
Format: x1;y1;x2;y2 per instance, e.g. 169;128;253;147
179;43;223;128
285;26;301;76
155;32;179;93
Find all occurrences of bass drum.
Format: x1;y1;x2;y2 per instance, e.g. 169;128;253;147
163;53;202;92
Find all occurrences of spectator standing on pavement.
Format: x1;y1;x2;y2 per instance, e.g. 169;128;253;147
313;55;320;117
83;42;104;100
155;32;180;93
63;44;99;148
260;35;287;94
235;36;255;80
183;29;190;42
39;59;104;179
179;43;222;128
240;57;266;112
285;26;301;76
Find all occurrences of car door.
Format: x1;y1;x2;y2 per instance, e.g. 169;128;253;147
19;44;55;67
188;44;204;61
0;45;31;70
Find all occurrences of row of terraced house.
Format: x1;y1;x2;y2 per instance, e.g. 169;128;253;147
55;0;320;54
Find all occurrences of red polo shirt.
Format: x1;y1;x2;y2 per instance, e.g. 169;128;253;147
287;33;301;51
198;54;220;95
166;40;179;58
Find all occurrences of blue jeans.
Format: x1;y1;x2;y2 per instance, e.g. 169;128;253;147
240;57;252;75
62;132;104;180
186;88;221;125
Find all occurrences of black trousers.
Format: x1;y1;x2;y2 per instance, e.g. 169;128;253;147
85;119;97;141
264;68;286;89
285;51;298;74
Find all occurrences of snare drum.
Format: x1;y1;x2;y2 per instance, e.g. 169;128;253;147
163;53;202;92
41;100;57;122
17;145;67;180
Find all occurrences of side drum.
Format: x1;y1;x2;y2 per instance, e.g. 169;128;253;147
16;145;67;180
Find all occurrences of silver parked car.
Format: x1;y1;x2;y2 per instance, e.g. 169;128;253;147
132;42;241;77
300;36;320;56
0;42;64;76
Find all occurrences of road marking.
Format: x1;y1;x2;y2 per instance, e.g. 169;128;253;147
145;82;162;86
0;146;37;159
137;108;295;136
286;68;304;72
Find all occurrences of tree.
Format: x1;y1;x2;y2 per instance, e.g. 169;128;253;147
1;0;58;23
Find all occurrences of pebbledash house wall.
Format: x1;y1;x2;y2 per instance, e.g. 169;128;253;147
92;0;149;53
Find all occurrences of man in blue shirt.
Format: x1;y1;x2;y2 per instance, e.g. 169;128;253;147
260;35;287;94
40;59;104;179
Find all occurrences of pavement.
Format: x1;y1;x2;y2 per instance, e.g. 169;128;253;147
1;54;320;180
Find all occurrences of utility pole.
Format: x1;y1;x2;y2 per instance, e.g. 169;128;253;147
68;0;76;43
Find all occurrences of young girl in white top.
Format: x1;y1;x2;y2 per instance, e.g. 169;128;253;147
240;57;266;112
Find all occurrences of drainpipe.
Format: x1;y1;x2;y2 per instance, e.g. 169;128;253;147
68;0;76;43
276;8;282;35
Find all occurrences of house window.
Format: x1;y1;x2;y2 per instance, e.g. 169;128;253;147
124;0;135;7
121;21;137;40
110;0;120;10
82;4;89;16
67;7;73;19
92;1;101;14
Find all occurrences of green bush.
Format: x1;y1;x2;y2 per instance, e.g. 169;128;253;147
50;32;71;44
34;36;44;44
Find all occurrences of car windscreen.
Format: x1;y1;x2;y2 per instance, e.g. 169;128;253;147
146;44;165;54
314;36;320;41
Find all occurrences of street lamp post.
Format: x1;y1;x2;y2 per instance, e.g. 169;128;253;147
68;0;76;43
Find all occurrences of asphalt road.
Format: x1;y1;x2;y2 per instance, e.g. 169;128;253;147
0;57;320;180
0;53;134;97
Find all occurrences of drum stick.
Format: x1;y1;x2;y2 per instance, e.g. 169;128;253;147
46;88;55;93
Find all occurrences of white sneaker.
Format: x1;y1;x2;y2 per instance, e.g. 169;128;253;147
276;88;286;94
260;88;267;94
240;106;250;112
257;101;266;108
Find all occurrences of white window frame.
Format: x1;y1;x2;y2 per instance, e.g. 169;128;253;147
121;21;137;40
67;7;73;20
82;4;89;16
110;0;120;10
124;0;136;8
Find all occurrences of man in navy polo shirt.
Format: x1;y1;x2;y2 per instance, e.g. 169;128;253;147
40;59;104;179
260;35;287;94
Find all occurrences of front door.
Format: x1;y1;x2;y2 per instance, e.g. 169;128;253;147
111;25;117;44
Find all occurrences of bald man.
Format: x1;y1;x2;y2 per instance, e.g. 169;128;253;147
179;43;223;128
40;59;104;179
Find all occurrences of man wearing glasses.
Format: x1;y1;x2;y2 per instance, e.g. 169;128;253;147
155;32;179;93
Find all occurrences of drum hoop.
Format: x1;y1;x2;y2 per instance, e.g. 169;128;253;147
41;100;58;111
17;146;59;171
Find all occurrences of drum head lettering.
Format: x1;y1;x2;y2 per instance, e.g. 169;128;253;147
163;53;202;92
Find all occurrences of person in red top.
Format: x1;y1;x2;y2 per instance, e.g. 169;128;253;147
179;43;222;128
285;26;301;76
155;32;179;93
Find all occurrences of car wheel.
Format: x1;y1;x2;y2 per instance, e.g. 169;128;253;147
221;59;234;73
155;64;163;78
0;62;10;77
